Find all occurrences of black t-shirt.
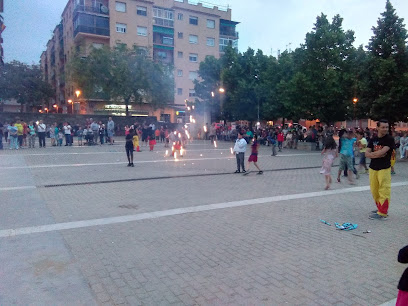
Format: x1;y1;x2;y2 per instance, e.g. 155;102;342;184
367;134;395;170
125;134;133;147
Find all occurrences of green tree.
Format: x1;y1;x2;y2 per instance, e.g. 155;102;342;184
290;14;356;124
0;61;54;112
68;46;174;116
362;0;408;125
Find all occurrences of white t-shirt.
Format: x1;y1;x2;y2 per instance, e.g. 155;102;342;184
63;125;72;135
37;123;46;132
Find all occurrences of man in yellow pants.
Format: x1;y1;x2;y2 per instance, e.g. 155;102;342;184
365;119;395;220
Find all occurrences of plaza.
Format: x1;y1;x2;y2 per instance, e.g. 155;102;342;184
0;139;407;305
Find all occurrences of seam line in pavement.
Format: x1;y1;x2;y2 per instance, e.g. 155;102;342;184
0;153;320;169
0;181;407;238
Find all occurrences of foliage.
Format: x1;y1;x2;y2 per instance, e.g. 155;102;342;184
68;45;174;116
0;61;54;112
360;0;408;124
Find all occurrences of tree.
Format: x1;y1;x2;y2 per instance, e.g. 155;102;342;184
68;45;174;116
361;0;408;125
0;61;54;112
291;14;356;124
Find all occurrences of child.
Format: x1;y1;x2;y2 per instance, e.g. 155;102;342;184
125;129;134;167
244;135;263;175
149;134;156;151
58;130;63;146
391;149;396;175
172;140;182;157
77;127;83;146
320;134;338;190
133;130;140;152
396;244;408;306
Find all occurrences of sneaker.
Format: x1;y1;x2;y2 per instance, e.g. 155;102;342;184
131;163;134;167
242;170;246;174
371;210;378;214
257;171;263;175
243;171;250;176
234;170;240;173
369;213;387;220
127;163;131;167
391;170;396;175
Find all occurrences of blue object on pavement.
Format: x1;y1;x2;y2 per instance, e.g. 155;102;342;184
320;219;331;226
335;222;358;231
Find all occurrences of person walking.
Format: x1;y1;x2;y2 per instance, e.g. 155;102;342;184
243;135;263;175
320;134;338;190
233;131;247;173
37;120;47;148
365;119;395;220
337;130;357;184
277;130;284;152
107;117;115;145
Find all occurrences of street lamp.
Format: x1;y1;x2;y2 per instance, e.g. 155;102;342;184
68;99;73;114
218;88;225;93
75;90;81;98
353;97;358;128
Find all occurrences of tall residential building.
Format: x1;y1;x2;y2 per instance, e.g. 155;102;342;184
41;0;239;120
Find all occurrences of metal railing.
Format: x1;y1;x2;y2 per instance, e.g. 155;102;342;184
220;31;239;38
74;4;109;16
74;25;110;37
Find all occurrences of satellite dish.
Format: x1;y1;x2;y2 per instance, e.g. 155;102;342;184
100;5;108;13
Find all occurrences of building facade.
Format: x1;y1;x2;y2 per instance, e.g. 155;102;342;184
40;0;239;122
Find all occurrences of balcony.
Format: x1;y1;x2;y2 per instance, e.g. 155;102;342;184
74;4;109;16
219;31;239;39
74;25;110;38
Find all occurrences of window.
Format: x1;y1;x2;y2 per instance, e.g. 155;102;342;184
115;2;126;12
189;16;198;25
153;7;174;27
177;88;183;95
177;69;183;77
189;71;198;80
189;35;198;44
92;43;104;49
137;6;147;16
207;19;215;29
177;51;183;58
177;13;183;20
137;26;147;36
189;53;198;62
116;23;127;33
178;32;183;39
189;89;196;97
163;36;173;45
157;51;167;59
206;37;215;47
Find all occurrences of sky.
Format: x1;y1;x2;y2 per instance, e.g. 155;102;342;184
2;0;408;64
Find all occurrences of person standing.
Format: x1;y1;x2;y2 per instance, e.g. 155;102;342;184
0;122;3;150
399;132;408;159
357;131;369;174
63;122;72;146
90;119;100;144
337;131;357;184
233;131;247;173
8;122;19;150
320;134;338;190
125;129;135;167
15;119;24;148
277;130;284;152
243;135;263;175
28;121;36;148
37;120;47;148
107;117;115;145
365;119;395;220
396;244;408;306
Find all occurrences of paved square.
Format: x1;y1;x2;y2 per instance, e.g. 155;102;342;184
1;139;407;305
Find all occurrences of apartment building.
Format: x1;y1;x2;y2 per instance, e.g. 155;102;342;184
41;0;239;120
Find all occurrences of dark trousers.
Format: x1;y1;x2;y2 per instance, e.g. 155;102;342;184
18;135;23;147
38;132;46;147
236;152;245;171
65;134;71;146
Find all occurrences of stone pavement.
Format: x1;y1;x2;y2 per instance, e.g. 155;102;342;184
0;139;407;305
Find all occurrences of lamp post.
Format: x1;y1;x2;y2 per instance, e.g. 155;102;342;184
74;90;81;114
68;99;73;114
353;97;358;128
